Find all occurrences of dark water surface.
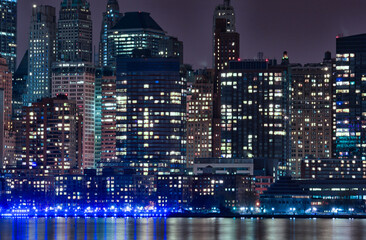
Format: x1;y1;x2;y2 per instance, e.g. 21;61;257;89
0;217;365;240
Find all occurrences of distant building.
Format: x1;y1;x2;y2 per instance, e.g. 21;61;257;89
290;54;334;177
21;95;81;175
115;57;186;175
0;0;17;73
107;12;183;67
52;62;95;169
335;34;366;159
98;0;122;67
25;5;56;106
57;0;92;63
212;0;236;68
12;50;28;119
220;60;291;164
187;69;215;165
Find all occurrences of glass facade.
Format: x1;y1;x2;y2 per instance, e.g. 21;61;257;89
220;60;291;162
335;34;366;159
98;0;122;67
25;5;56;106
57;0;92;63
116;57;186;175
0;0;17;73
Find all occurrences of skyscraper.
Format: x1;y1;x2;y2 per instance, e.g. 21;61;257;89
99;0;122;67
212;18;240;158
0;56;14;168
25;5;56;106
52;62;95;169
220;59;291;162
12;50;28;119
0;0;17;73
335;34;366;159
290;54;334;177
21;95;81;175
213;0;236;68
108;12;183;67
187;69;215;166
57;0;92;63
115;56;186;175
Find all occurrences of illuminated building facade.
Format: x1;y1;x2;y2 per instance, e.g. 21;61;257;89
116;57;186;175
212;16;240;158
57;0;92;63
0;56;14;168
335;34;366;159
108;12;183;67
99;0;122;67
95;67;117;168
25;5;56;106
21;95;81;175
187;69;214;165
301;158;366;179
212;0;236;68
52;62;95;169
0;0;17;73
220;60;291;163
290;55;334;177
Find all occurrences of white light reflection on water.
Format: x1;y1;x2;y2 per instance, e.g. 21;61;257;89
1;217;366;240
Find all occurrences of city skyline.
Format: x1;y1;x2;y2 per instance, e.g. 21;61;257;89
16;0;366;69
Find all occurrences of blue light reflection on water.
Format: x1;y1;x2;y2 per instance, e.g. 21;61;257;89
1;218;366;240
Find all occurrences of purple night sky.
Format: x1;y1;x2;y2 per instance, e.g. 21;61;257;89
17;0;366;69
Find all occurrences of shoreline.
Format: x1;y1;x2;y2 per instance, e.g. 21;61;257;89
1;213;366;219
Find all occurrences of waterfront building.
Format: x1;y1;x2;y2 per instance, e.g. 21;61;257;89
107;12;183;68
0;0;17;73
301;158;366;179
52;62;95;169
21;95;81;175
115;56;186;175
335;34;366;159
57;0;92;63
220;59;291;164
99;0;122;67
187;69;215;165
24;5;56;106
290;53;334;177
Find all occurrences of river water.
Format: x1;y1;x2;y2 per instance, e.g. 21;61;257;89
0;217;365;240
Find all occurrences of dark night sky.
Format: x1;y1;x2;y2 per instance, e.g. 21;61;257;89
17;0;366;69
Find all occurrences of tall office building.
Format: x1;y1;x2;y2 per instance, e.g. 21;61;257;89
0;0;17;73
12;50;28;119
52;62;95;169
108;12;183;67
95;67;117;167
21;95;81;175
212;18;240;158
0;89;4;168
220;59;291;162
0;56;14;167
57;0;92;63
335;34;366;159
25;5;56;106
213;0;236;68
290;54;334;177
187;69;215;166
116;57;186;175
99;0;122;67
